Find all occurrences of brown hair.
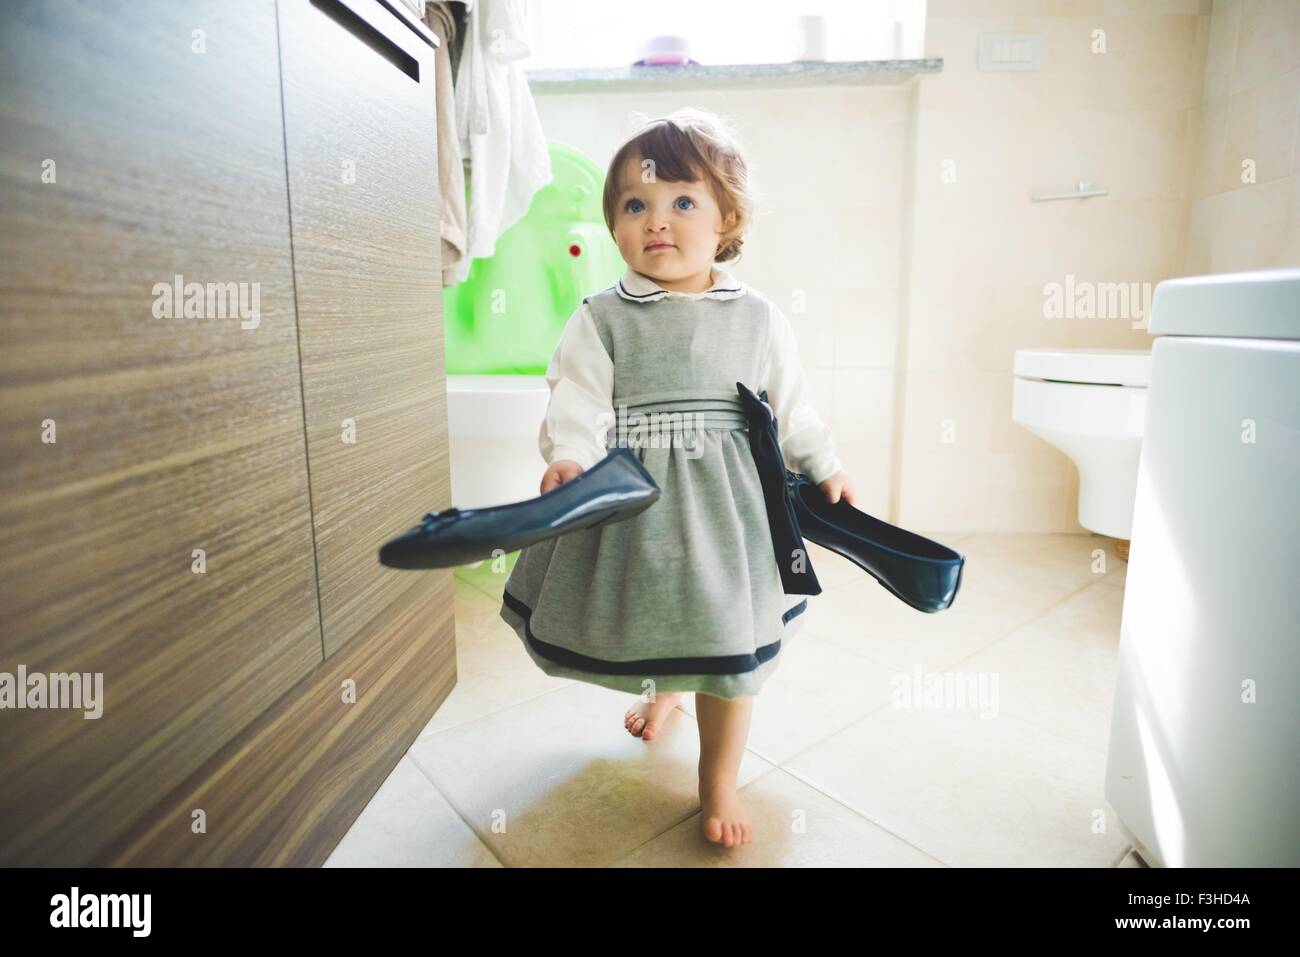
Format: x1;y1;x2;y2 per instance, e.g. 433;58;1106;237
601;108;753;263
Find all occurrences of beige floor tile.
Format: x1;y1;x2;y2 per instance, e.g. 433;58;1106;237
407;681;776;867
1100;554;1130;589
677;633;903;767
958;532;1119;590
417;578;572;738
452;555;514;601
322;756;502;867
611;767;946;867
783;704;1129;867
333;533;1134;867
800;582;1009;673
954;581;1125;753
451;574;510;640
803;532;1115;674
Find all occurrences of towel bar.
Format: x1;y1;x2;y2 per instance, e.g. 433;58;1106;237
1031;180;1108;202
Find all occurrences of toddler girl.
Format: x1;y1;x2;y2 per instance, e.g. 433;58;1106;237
499;107;855;848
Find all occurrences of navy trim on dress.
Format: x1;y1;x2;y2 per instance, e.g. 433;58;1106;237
501;588;806;676
616;280;665;300
616;280;744;301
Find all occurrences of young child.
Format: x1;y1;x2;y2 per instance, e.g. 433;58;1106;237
498;107;855;848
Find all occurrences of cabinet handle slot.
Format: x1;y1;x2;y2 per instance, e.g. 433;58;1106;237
310;0;419;82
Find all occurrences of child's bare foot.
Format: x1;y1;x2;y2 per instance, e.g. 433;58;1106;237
699;781;752;847
623;691;683;741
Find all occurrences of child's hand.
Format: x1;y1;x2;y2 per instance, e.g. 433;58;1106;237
540;459;584;494
817;469;856;506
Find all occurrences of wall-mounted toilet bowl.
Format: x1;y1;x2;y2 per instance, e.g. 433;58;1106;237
1011;347;1151;539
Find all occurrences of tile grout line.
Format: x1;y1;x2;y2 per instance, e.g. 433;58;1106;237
413;683;574;742
404;749;512;868
454;569;513;603
939;575;1113;676
755;572;1122;866
761;693;901;772
769;764;954;867
442;539;1116;865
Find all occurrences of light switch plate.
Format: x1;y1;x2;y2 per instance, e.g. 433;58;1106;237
978;33;1041;71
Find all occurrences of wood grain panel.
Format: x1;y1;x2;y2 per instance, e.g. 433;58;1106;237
278;0;452;658
0;0;323;865
94;565;456;866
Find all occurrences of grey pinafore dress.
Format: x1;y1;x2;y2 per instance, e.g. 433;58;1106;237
498;283;808;699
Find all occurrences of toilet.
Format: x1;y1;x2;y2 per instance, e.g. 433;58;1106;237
1011;347;1151;539
1104;267;1300;867
446;374;551;509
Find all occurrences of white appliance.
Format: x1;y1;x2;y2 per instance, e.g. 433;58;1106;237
1011;347;1151;538
1104;268;1300;867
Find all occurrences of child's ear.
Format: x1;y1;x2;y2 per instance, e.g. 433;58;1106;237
717;210;737;248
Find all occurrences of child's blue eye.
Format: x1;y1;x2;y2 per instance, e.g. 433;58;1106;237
623;196;694;213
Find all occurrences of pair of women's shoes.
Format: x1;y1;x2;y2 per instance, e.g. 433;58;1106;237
378;430;965;614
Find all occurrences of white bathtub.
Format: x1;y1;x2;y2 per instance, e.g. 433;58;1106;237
445;374;550;508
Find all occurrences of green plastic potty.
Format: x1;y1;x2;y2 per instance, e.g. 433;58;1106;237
443;142;624;375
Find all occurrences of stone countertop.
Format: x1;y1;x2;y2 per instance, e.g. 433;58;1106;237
525;58;943;93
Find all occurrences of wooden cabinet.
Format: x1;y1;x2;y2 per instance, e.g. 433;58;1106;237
278;0;449;659
0;0;456;866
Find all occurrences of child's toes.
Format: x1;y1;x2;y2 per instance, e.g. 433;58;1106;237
700;790;752;847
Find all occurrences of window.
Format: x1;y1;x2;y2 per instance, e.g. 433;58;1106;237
521;0;928;71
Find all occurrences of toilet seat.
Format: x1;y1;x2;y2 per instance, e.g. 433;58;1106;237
1013;348;1151;387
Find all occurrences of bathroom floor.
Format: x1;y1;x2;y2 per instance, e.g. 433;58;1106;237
324;532;1149;868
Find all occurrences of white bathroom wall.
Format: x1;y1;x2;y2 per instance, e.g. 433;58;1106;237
528;0;1295;535
1184;0;1300;273
897;0;1211;534
532;87;912;518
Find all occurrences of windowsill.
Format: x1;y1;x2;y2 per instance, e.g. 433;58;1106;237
525;58;943;93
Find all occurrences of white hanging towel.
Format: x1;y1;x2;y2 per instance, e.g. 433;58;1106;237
451;0;553;285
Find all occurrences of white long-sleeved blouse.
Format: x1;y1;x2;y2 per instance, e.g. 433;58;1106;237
538;265;845;485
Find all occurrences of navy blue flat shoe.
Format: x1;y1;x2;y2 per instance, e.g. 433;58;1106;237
788;472;965;613
378;447;661;569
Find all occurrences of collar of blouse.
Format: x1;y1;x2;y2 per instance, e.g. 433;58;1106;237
616;266;748;303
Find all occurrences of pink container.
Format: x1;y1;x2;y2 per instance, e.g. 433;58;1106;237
632;35;698;66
